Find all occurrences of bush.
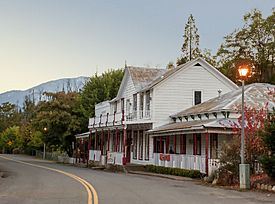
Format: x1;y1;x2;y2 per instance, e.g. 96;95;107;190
260;111;275;179
260;156;275;178
145;165;200;178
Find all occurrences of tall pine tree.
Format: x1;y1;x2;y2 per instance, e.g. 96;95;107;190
177;14;201;66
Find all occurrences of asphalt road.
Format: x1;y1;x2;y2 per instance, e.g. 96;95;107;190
0;154;275;204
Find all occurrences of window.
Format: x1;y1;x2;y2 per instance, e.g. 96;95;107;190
133;131;138;159
145;91;150;117
180;135;186;154
126;99;131;117
155;137;164;153
139;131;143;160
193;134;201;155
140;93;144;118
113;101;117;113
210;133;218;159
194;91;202;105
133;94;137;119
121;98;125;112
145;133;149;160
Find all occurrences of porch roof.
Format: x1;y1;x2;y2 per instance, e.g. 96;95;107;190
148;118;238;135
171;83;275;118
75;132;90;139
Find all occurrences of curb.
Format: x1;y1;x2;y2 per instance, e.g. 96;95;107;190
255;183;275;192
127;170;194;181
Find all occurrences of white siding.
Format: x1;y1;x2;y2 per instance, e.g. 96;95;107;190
153;65;236;128
95;101;110;117
116;72;136;114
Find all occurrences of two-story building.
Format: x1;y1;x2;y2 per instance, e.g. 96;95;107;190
77;57;239;174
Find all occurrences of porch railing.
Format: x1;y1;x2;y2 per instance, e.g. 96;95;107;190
107;151;123;165
89;150;101;162
153;153;222;174
89;112;124;128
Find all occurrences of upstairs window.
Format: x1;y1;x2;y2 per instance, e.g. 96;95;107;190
113;101;117;113
133;94;137;112
140;93;144;118
121;98;125;112
194;91;202;105
145;91;150;111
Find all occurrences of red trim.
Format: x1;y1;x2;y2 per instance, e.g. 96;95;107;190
107;129;110;151
115;127;118;152
95;129;97;150
205;132;209;175
101;129;104;154
123;127;127;165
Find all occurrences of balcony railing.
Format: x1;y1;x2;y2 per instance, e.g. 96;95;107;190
89;109;152;128
89;111;124;128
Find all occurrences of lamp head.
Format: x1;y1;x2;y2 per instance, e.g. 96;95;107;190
238;64;249;78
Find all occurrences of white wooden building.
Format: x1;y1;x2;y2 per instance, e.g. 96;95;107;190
76;57;241;175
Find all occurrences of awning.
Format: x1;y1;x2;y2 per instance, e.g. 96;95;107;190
148;118;238;136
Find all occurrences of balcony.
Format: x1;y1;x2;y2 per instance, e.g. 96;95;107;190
89;109;152;128
89;112;124;128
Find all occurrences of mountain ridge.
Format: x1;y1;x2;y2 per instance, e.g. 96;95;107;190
0;76;89;108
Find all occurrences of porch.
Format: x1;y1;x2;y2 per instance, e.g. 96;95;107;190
152;153;220;174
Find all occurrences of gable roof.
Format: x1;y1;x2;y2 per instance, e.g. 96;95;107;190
141;57;238;91
112;66;166;101
171;83;275;118
128;66;166;92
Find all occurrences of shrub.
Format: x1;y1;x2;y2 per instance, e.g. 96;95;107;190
260;111;275;179
145;165;200;178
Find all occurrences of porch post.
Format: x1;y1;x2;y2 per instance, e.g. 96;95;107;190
193;134;197;155
160;137;163;153
205;132;209;176
101;129;104;154
95;129;97;150
193;134;197;170
88;131;92;160
174;135;177;154
153;136;156;153
123;126;127;165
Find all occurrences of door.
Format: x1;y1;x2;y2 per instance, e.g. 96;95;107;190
126;131;132;163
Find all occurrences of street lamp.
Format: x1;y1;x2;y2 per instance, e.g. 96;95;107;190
43;127;47;160
238;64;250;189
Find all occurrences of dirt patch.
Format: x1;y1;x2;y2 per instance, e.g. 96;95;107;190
1;171;12;178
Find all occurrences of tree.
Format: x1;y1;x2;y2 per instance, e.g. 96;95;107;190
177;14;201;66
217;9;275;84
80;69;124;118
219;105;268;182
0;102;21;133
0;126;22;153
32;91;87;156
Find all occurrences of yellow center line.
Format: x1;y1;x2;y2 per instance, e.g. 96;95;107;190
0;155;99;204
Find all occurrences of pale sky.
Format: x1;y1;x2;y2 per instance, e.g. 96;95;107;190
0;0;273;93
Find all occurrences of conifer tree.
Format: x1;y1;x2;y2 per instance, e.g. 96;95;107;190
177;14;201;65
